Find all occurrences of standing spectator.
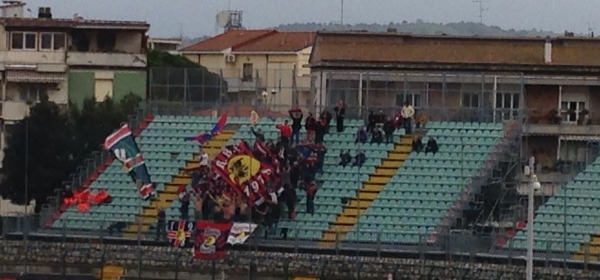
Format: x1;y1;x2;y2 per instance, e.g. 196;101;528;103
339;150;352;167
425;137;439;154
401;101;415;134
276;120;292;147
383;117;396;143
251;127;265;142
412;135;424;153
283;183;297;219
305;113;317;142
193;195;203;221
289;108;303;144
199;148;209;173
367;111;377;132
321;109;333;133
155;206;166;241
315;143;327;173
315;117;327;144
304;181;318;214
376;110;387;125
353;150;366;167
179;192;190;220
356;126;368;144
334;100;346;132
371;127;383;144
290;162;301;189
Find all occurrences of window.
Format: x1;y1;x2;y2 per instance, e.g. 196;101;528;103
462;93;480;108
11;32;37;50
396;93;421;107
18;84;47;103
560;101;586;122
40;32;66;50
242;63;253;81
495;93;520;120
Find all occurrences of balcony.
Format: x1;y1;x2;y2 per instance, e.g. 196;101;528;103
66;52;147;68
224;77;263;93
523;123;600;136
1;101;29;121
0;51;66;70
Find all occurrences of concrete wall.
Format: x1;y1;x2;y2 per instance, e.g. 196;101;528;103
68;70;145;109
1;241;599;280
115;31;143;53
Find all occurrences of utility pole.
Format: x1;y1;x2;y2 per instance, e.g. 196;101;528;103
586;21;595;37
473;0;487;24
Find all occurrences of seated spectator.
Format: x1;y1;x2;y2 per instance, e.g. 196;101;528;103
394;111;403;128
412;135;424;153
415;113;428;129
371;127;383;144
425;137;439;154
353;149;366;167
339;150;352;167
356;126;368;144
367;111;377;132
383;117;395;143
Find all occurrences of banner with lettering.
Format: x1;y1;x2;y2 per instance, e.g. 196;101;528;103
211;141;276;206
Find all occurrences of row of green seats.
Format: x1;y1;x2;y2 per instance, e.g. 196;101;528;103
425;122;503;130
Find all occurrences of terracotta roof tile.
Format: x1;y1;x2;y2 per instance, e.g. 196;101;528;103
181;29;276;52
233;31;315;52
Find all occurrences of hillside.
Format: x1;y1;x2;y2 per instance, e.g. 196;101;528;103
274;20;558;37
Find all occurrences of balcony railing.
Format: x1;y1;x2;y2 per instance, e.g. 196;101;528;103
66;52;146;68
224;77;263;92
0;50;66;66
1;101;29;121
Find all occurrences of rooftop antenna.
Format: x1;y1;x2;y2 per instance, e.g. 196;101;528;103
586;21;596;37
340;0;344;26
473;0;488;24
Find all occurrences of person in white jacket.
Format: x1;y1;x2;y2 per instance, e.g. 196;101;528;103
401;101;415;134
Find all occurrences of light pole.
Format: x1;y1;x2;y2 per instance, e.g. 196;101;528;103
526;156;541;280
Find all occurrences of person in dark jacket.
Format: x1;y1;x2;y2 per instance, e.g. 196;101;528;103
367;111;377;132
250;127;265;142
304;181;318;214
371;127;383;144
315;118;327;144
334;100;346;132
305;112;317;142
353;150;366;167
425;137;439;154
289;108;303;144
383;117;396;143
412;135;424;153
155;207;166;241
315;143;327;173
339;150;352;167
321;110;333;133
356;126;368;144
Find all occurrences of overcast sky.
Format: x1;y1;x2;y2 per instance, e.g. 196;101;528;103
24;0;599;37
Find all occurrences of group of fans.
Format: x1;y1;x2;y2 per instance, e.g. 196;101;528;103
156;101;438;241
156;102;349;240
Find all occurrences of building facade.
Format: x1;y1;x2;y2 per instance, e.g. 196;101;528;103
309;31;600;180
148;37;182;54
180;30;315;108
0;4;149;166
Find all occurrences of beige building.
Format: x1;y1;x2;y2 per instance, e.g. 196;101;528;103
180;30;315;108
148;37;182;54
0;3;149;167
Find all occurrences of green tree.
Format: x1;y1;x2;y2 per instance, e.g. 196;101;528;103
0;93;142;213
147;49;225;103
0;100;71;212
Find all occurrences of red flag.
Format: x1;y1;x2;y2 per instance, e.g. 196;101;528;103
194;221;233;259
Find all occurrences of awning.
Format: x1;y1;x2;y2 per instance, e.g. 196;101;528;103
6;70;65;83
559;135;600;142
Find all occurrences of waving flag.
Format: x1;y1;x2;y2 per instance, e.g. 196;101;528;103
185;114;228;145
249;110;259;126
104;125;156;200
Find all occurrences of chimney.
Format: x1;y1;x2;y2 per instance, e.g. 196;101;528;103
544;37;552;64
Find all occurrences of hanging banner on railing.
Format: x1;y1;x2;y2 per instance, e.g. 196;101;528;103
193;221;257;259
167;219;195;248
103;124;156;200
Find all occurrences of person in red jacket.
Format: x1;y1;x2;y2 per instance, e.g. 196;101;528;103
276;120;292;147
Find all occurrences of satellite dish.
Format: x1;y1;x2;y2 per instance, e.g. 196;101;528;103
216;11;230;28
